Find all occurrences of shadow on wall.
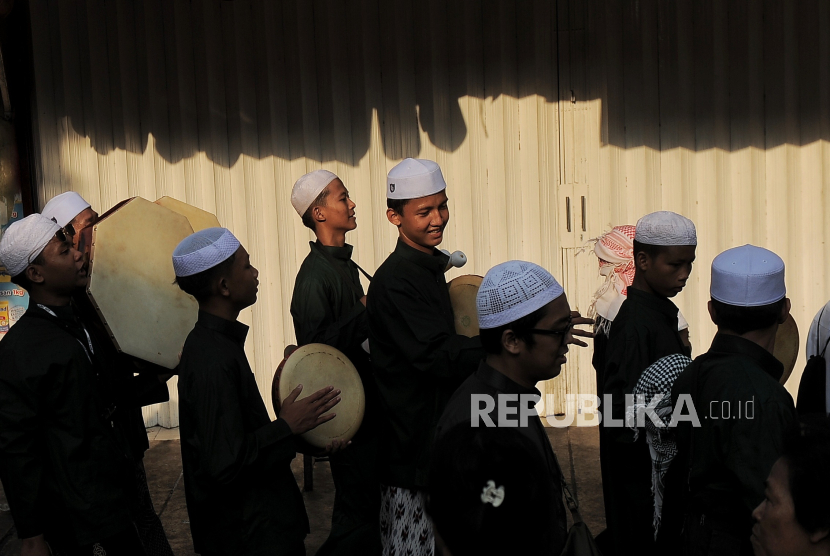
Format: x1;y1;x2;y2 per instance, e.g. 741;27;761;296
29;0;830;167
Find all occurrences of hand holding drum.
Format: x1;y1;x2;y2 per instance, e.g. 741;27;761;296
272;344;365;452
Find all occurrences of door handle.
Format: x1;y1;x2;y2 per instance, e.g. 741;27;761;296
581;196;586;232
566;197;572;233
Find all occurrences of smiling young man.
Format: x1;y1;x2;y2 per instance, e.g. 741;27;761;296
290;170;381;555
367;158;484;556
174;228;344;556
0;214;146;556
435;260;573;555
600;210;697;556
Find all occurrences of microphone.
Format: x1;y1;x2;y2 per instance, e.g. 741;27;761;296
440;249;468;272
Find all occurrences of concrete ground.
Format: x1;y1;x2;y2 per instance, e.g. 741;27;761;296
0;423;605;555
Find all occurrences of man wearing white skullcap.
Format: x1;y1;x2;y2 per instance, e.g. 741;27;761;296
664;245;797;555
41;191;99;250
435;260;573;554
367;158;483;556
173;228;345;556
289;171;381;554
0;214;154;554
600;210;697;555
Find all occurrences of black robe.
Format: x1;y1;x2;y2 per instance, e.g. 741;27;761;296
660;334;797;552
290;241;381;555
436;361;568;553
367;239;484;489
601;287;689;556
0;304;136;546
178;311;308;556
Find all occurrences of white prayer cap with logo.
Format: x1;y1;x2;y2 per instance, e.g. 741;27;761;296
0;214;61;277
710;245;786;307
291;170;339;216
477;260;565;329
387;158;446;200
172;227;241;277
41;191;91;227
634;211;697;246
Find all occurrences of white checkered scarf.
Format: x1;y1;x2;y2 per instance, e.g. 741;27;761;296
627;353;692;538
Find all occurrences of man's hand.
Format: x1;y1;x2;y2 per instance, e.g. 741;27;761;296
279;384;341;435
570;310;595;348
21;535;50;556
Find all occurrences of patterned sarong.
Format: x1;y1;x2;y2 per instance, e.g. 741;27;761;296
379;485;434;556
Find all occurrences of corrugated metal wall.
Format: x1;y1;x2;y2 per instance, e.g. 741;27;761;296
25;0;830;424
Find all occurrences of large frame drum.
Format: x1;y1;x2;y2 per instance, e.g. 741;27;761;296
86;197;198;369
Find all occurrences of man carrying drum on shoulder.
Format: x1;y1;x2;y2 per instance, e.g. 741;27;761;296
290;169;381;555
42;190;175;556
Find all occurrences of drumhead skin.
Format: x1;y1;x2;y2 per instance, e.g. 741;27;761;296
774;314;799;385
278;343;365;448
448;275;483;337
86;197;198;369
155;196;221;232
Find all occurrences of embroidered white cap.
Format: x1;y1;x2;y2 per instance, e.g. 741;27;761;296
41;191;91;227
0;214;61;277
291;170;339;216
387;158;446;200
634;211;697;246
710;245;786;307
172;227;241;277
477;260;565;329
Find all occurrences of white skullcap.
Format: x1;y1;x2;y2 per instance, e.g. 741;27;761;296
477;260;565;329
710;245;786;307
387;158;446;200
0;214;61;277
172;227;241;277
291;170;338;216
634;211;697;246
41;191;91;227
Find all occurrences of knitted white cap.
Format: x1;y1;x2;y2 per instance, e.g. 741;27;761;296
0;214;61;277
387;158;446;200
291;170;339;216
477;260;565;329
172;227;240;277
41;191;91;227
634;211;697;246
710;245;786;307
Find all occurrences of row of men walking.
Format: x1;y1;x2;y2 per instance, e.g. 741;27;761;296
0;158;828;556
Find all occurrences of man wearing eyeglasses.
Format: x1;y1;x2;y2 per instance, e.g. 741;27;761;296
435;260;590;556
41;191;98;250
39;192;175;556
0;214;146;555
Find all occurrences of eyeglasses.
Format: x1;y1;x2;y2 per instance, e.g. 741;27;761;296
25;229;72;266
527;316;573;337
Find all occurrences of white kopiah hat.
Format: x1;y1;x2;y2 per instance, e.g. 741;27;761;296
635;211;697;246
172;227;241;277
710;245;786;307
41;191;91;227
387;158;446;200
0;214;61;277
291;170;339;216
477;260;565;329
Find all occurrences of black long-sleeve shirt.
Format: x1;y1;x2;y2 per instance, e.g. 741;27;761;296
178;311;308;556
436;361;568;553
0;304;135;545
367;239;484;488
667;334;797;541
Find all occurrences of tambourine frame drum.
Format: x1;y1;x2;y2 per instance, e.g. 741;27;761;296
448;275;484;337
774;314;799;385
85;197;198;369
274;343;365;449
